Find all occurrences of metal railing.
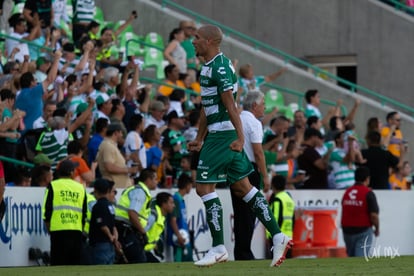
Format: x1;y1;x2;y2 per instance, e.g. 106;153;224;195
139;76;198;97
161;0;414;116
139;76;347;114
0;156;34;168
0;33;54;57
383;0;414;13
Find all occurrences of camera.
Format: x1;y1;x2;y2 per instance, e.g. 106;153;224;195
132;11;138;19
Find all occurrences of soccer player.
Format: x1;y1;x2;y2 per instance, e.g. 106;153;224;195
188;25;292;267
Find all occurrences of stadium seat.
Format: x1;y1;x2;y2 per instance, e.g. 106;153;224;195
59;19;73;42
114;20;134;38
144;32;164;49
265;89;285;113
12;3;25;15
142;47;167;79
119;32;145;56
94;6;105;24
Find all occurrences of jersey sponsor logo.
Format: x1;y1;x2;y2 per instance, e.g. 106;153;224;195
349;189;357;200
218;174;226;179
343;189;363;206
217;67;226;75
201;99;214;105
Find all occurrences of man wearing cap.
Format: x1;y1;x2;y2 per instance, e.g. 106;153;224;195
95;93;112;123
42;159;87;265
297;128;332;189
161;110;188;183
16;49;62;133
96;123;139;189
34;56;52;83
145;100;166;130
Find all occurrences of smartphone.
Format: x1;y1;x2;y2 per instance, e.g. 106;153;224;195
132;11;138;19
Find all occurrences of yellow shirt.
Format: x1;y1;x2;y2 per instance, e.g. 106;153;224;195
158;80;186;97
381;126;403;157
389;174;408;190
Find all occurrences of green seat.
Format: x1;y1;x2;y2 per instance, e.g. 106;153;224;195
142;47;166;79
94;7;105;23
12;3;25;15
144;32;164;49
59;19;73;43
119;32;145;56
265;89;285;113
114;20;134;38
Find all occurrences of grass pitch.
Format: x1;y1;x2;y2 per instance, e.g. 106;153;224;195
1;256;413;275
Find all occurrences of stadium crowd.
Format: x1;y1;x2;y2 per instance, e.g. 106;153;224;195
0;0;411;266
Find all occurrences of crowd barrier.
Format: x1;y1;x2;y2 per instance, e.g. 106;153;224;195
0;188;413;266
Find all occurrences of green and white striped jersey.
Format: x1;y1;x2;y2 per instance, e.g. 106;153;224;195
199;53;238;132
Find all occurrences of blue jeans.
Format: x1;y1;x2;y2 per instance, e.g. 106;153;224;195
92;242;115;265
343;228;373;257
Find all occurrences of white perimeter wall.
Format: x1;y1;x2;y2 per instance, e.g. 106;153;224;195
0;187;412;266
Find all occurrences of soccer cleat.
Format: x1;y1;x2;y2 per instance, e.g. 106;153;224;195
194;245;229;267
270;233;293;267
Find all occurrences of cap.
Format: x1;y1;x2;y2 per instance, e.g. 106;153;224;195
76;102;88;115
62;43;75;53
107;123;123;133
57;159;79;176
33;153;52;166
150;100;165;112
93;178;114;194
166;110;185;122
36;57;51;68
96;93;110;105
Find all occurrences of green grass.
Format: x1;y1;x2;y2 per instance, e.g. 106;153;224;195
1;256;413;275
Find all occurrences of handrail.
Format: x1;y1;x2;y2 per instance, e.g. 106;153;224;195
0;156;34;168
263;83;348;115
140;76;347;115
161;0;414;116
139;76;199;97
384;0;414;13
0;33;54;57
125;38;164;57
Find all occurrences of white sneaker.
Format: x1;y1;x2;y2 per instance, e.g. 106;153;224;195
270;233;293;267
194;245;229;267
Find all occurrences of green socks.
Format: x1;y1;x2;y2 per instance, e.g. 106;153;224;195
202;192;224;246
243;187;281;237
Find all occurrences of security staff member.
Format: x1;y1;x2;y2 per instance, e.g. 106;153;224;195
42;160;87;265
341;166;379;257
144;192;175;263
115;169;158;263
267;175;295;258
